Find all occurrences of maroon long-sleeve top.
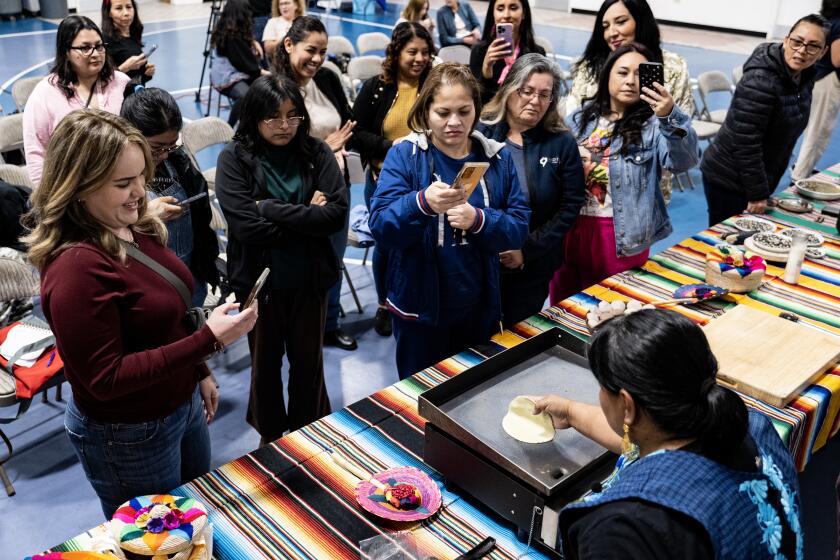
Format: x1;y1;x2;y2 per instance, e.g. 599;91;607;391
41;233;217;423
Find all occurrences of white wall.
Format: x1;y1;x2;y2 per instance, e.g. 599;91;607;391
568;0;822;38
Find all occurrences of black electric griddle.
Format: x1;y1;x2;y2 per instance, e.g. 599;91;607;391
418;328;616;554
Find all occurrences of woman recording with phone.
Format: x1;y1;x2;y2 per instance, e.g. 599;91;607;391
469;0;544;103
214;75;347;444
565;0;695;117
101;0;155;86
550;43;698;304
369;63;529;379
26;110;257;517
121;88;220;307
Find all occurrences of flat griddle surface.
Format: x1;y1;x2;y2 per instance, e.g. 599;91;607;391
438;345;606;494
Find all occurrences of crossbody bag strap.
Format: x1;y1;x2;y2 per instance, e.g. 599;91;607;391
123;243;191;308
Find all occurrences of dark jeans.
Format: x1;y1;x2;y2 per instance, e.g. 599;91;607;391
251;15;269;46
325;208;350;332
222;80;250;127
243;288;331;441
364;170;388;305
500;266;551;328
702;171;750;227
64;386;210;518
391;305;488;380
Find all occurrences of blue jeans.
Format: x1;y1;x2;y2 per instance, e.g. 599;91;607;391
364;170;388;305
64;386;211;519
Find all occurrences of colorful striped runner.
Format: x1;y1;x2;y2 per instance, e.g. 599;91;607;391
44;166;840;559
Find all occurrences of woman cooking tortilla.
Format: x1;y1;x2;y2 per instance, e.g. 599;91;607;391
530;309;802;559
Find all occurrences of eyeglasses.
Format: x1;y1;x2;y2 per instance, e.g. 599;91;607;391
69;43;107;56
263;116;305;129
787;36;824;56
150;142;181;156
516;87;553;103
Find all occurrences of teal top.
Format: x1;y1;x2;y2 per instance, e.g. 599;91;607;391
260;145;304;204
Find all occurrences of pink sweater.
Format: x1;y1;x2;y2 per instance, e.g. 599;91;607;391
23;72;131;187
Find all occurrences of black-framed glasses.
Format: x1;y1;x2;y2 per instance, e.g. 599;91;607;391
69;42;107;56
787;36;824;56
150;142;181;156
516;87;553;103
263;116;305;129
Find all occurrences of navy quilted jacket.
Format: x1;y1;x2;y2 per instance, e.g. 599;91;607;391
700;42;817;201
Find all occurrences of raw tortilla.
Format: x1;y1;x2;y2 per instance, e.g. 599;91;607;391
502;396;555;444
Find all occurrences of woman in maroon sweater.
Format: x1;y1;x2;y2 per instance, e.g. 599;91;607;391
25;110;256;518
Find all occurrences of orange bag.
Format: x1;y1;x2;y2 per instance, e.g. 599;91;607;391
0;322;64;399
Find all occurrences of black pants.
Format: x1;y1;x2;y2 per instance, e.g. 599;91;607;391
702;171;750;227
500;267;551;328
241;288;331;441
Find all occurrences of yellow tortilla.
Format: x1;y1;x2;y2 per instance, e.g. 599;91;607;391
502;396;555;444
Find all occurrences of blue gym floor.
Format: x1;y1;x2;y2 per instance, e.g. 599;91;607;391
1;4;838;558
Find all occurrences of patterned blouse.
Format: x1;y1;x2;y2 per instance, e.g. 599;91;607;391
564;49;697;118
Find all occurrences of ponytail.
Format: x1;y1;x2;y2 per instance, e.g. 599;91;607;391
588;309;749;458
698;383;749;460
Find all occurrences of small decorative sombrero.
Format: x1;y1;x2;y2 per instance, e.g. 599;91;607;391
109;495;208;559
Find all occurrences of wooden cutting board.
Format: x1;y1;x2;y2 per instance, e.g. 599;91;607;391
702;305;840;407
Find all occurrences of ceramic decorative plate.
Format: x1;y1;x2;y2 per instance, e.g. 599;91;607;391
807;247;827;259
795;179;840;201
776;198;813;213
732;216;775;233
778;228;824;247
673;284;729;301
751;233;791;253
355;467;442;522
743;237;788;263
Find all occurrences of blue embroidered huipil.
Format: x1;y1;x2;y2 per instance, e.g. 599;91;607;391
559;411;803;559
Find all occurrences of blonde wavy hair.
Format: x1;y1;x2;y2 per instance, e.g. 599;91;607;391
272;0;306;18
24;110;166;270
401;0;429;22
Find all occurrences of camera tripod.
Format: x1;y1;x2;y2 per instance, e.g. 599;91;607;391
195;0;225;117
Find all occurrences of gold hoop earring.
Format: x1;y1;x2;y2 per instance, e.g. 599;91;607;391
622;423;639;459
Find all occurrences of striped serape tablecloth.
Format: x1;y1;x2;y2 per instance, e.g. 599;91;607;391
45;167;840;558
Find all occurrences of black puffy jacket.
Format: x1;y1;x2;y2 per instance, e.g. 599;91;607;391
700;42;817;201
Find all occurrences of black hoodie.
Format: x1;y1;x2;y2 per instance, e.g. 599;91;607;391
700;42;817;201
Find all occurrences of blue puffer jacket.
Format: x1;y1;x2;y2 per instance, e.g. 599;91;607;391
568;106;700;257
370;131;530;328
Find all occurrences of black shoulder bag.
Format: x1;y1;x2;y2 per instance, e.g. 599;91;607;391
123;243;210;333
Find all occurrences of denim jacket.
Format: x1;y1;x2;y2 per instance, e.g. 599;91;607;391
567;106;699;256
436;2;481;47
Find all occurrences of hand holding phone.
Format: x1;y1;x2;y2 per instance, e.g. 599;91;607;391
496;23;514;52
177;192;208;207
451;162;490;198
638;61;674;116
144;44;158;58
638;61;664;93
243;268;270;309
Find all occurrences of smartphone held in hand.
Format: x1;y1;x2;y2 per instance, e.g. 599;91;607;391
144;44;158;58
638;61;664;93
451;162;490;198
496;23;514;51
176;192;208;207
243;268;270;310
